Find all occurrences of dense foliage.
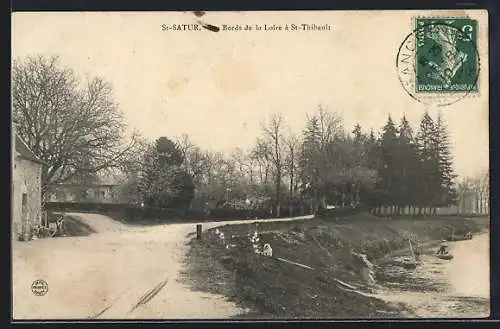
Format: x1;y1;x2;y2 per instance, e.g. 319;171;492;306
135;137;195;211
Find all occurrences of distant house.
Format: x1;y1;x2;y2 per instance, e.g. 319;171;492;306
457;190;489;215
436;190;489;216
47;175;124;204
12;134;45;241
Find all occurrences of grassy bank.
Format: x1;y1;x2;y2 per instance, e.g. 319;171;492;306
181;213;489;319
63;215;97;236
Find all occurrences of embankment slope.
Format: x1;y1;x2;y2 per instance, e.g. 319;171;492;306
182;214;489;318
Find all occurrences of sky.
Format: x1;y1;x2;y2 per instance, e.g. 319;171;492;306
11;10;489;179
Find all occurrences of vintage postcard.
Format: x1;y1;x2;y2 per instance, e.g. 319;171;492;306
11;10;489;320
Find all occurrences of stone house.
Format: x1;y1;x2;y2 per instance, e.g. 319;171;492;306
47;174;124;204
12;134;44;241
47;182;119;203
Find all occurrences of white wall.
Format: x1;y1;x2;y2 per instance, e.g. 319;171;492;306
12;154;42;240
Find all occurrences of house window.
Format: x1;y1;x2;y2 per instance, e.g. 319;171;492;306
22;193;28;208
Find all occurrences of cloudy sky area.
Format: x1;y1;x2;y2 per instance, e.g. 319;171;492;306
12;10;489;179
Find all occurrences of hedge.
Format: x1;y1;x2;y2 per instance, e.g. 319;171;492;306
206;204;308;220
208;208;265;220
44;201;315;223
44;202;182;222
315;205;368;219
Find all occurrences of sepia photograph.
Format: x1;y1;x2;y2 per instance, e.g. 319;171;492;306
11;10;490;320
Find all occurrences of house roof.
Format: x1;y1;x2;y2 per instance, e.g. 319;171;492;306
51;183;118;189
52;173;123;188
98;173;123;186
15;134;45;165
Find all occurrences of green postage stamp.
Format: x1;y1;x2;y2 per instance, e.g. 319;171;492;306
415;18;479;94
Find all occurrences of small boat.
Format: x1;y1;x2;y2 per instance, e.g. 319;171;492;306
401;258;418;269
400;238;419;269
446;229;473;242
436;244;453;260
437;253;454;260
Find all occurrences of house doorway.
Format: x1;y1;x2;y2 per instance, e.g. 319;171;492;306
21;193;28;240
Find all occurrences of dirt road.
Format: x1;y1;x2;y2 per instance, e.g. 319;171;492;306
12;213;313;319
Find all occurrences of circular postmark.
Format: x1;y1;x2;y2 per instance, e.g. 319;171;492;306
396;19;480;107
31;279;48;296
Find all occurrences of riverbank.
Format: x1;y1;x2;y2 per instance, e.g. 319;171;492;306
372;232;489;318
181;214;489;318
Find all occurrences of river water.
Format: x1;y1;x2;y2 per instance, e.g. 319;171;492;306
372;232;490;318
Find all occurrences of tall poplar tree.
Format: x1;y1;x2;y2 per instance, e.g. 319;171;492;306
433;111;458;208
415;111;440;214
396;115;419;214
379;115;399;212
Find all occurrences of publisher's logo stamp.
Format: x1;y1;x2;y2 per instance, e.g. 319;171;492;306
31;279;48;296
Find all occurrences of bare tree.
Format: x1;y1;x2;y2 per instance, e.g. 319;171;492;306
472;170;489;215
203;151;225;187
12;55;138;198
261;113;286;217
177;133;194;167
456;173;489;216
250;138;272;189
317;105;344;147
480;171;490;214
284;131;300;216
231;147;255;185
301;105;344;211
189;151;245;206
457;177;473;214
189;147;211;185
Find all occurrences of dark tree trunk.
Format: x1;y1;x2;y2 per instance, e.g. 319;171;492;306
289;167;293;218
341;183;346;207
275;167;281;217
479;195;483;214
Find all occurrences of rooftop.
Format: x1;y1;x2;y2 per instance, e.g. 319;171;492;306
15;134;45;165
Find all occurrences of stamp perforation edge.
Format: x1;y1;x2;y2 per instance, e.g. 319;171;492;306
411;15;481;99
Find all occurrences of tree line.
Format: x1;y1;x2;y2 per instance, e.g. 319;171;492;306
116;105;463;217
14;55;484;217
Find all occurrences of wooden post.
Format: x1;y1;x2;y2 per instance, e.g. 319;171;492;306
196;224;202;239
